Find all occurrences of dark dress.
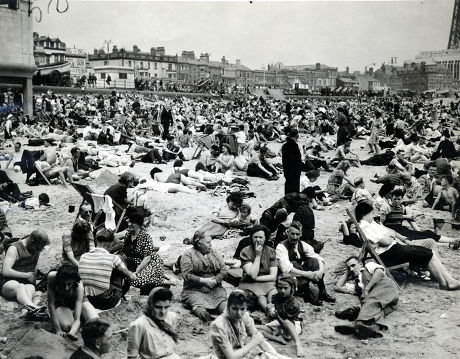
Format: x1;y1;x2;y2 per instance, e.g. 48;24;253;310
0;241;39;291
281;138;303;195
104;183;127;207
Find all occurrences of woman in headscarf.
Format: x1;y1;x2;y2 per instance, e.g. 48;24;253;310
127;287;181;359
180;231;228;322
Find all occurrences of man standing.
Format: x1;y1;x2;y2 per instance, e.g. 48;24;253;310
160;104;174;140
281;129;303;195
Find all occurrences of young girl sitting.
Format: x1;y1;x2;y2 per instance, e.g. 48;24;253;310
257;274;305;357
227;203;258;230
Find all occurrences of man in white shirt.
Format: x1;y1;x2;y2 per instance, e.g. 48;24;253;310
276;221;335;306
334;257;399;339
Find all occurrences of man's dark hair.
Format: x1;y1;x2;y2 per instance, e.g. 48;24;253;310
378;183;395;197
227;289;248;307
390;188;405;198
442;175;453;185
95;228;114;243
345;255;360;264
81;319;111;350
70;147;80;156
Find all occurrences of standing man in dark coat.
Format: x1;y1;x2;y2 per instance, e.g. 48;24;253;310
281;129;303;195
336;107;349;147
160;104;173;140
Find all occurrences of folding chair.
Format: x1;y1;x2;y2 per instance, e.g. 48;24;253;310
70;183;126;233
34;162;52;185
346;208;408;291
192;134;214;159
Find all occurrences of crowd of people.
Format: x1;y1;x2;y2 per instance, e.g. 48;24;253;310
0;88;459;358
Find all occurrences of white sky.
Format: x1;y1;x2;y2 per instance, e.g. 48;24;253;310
34;0;453;72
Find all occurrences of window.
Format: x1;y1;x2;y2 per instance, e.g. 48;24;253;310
128;61;132;67
104;60;108;65
168;74;172;79
119;73;127;79
122;59;124;66
168;64;172;71
154;63;157;70
46;55;50;64
100;73;106;79
155;73;157;78
0;0;19;10
140;62;143;69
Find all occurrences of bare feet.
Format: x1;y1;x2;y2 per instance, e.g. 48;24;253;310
296;346;306;357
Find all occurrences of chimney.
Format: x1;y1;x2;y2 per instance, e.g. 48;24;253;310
133;45;140;54
315;63;321;70
236;59;241;66
346;66;349;74
221;56;226;64
112;45;118;54
200;53;209;62
150;47;156;56
369;67;374;75
156;47;165;56
94;49;98;55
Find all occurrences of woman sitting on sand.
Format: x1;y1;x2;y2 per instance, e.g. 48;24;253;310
326;160;356;200
215;144;235;175
128;287;181;359
210;290;289;359
246;145;279;180
47;264;91;341
0;230;50;320
238;225;278;313
180;231;228;322
116;212;160;273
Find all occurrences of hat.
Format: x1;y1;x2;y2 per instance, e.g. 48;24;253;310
7;114;13;119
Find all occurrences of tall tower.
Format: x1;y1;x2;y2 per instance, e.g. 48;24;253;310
448;0;460;49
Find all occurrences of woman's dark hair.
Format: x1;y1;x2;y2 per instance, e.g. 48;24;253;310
227;289;248;307
95;228;114;243
55;263;80;288
173;159;183;167
355;202;374;222
378;183;395;197
72;220;92;239
144;288;177;343
144;287;173;317
150;167;163;178
305;170;320;180
128;212;144;226
195;162;206;171
119;172;134;186
249;224;271;242
345;255;360;264
226;192;243;208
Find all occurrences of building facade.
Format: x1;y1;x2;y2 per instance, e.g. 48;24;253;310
0;0;36;114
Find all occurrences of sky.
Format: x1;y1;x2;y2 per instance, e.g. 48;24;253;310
34;0;453;72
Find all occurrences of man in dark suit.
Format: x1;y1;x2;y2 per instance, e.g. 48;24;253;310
281;128;303;195
160;104;173;140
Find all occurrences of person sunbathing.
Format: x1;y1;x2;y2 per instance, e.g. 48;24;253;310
334;257;399;339
432;175;459;216
355;201;460;290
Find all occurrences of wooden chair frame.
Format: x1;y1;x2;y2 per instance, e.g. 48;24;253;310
70;183;126;233
346;208;408;291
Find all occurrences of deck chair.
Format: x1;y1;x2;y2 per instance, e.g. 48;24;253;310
346;207;409;291
34;162;53;185
70;183;126;233
192;134;214;159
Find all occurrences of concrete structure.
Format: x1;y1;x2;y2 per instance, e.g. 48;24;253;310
0;0;36;114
